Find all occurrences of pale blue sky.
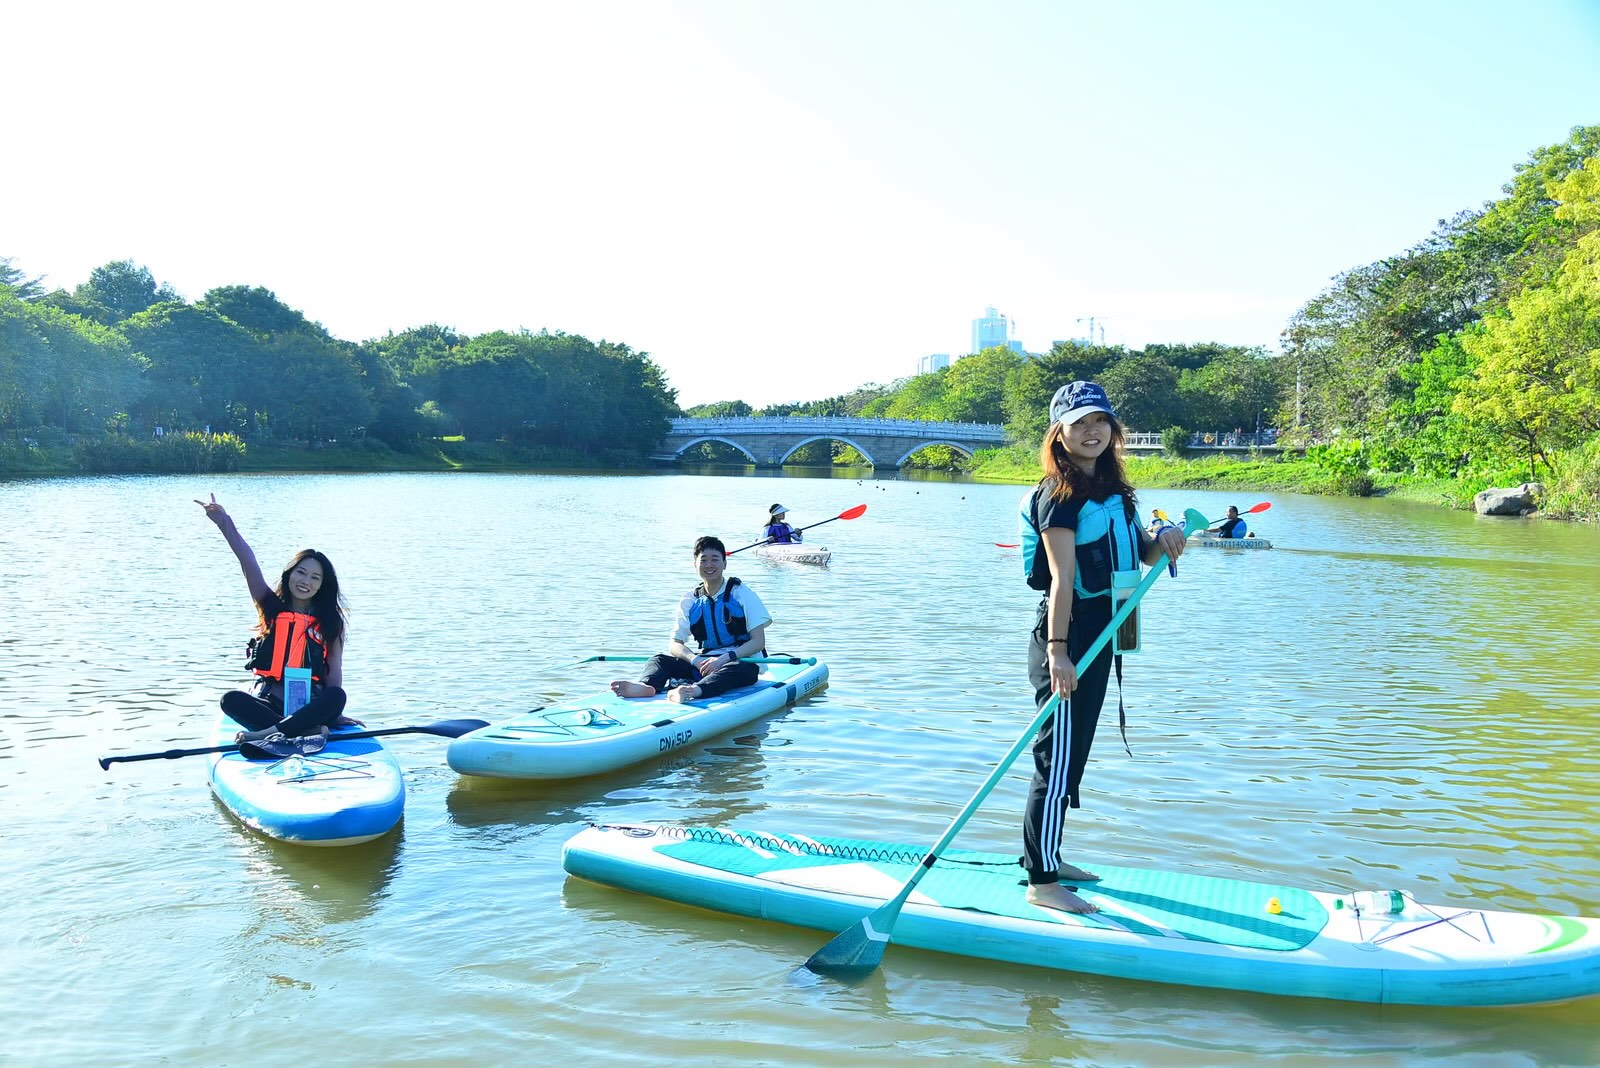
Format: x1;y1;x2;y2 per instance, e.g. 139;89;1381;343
4;1;1598;406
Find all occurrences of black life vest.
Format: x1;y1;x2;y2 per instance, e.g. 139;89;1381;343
686;578;751;652
246;611;329;683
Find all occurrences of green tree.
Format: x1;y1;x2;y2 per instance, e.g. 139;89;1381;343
1456;230;1600;477
0;258;45;301
1097;353;1180;432
937;348;1024;423
121;302;257;434
70;260;180;324
686;399;754;418
1176;347;1284;432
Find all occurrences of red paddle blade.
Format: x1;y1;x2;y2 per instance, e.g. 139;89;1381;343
995;543;1019;548
1245;502;1272;514
837;504;868;520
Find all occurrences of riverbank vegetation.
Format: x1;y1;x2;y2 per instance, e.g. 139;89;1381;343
0;269;678;475
5;128;1597;518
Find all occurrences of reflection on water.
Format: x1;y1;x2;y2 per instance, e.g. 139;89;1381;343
3;472;1598;1066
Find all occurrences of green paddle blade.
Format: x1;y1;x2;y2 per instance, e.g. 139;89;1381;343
804;898;902;979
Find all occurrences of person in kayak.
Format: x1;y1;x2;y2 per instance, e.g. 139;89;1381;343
1205;505;1247;539
1020;381;1187;914
610;535;771;705
762;504;802;544
196;493;361;743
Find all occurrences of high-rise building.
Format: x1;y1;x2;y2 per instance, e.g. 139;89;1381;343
918;353;950;375
971;306;1024;355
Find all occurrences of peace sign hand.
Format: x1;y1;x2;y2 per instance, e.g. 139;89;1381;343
194;493;228;523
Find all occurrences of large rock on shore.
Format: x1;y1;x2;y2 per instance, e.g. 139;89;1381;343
1474;482;1544;516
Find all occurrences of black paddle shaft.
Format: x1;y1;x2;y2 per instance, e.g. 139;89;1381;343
96;719;489;770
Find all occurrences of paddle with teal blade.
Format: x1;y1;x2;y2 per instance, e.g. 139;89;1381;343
97;718;491;770
803;507;1205;981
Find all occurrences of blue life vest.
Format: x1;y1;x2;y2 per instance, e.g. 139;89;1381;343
1020;487;1143;597
763;522;800;544
687;577;752;652
1216;518;1247;538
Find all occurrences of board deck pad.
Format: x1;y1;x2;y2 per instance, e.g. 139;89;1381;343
656;829;1326;952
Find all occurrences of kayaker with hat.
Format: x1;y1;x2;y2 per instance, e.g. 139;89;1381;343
1017;380;1188;915
762;504;803;545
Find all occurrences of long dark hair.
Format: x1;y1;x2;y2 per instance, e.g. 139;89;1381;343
257;549;347;647
1038;419;1138;519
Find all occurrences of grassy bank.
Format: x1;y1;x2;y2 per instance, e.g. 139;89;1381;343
963;444;1597;517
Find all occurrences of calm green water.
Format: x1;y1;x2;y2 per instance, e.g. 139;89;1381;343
2;472;1597;1066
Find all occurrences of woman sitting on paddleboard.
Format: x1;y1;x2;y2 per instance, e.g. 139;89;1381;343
1020;382;1186;914
762;504;802;544
196;494;360;742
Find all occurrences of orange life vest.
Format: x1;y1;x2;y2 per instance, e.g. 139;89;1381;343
246;611;329;683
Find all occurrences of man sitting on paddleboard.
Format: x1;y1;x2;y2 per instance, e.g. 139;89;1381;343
1205;505;1247;539
610;536;772;705
762;504;802;544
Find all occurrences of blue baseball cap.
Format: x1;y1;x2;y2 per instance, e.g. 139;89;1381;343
1050;381;1116;426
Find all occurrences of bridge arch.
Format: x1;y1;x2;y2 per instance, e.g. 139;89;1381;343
774;435;880;467
893;439;979;467
670;436;760;465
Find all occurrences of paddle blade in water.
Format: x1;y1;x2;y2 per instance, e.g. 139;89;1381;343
804;902;899;980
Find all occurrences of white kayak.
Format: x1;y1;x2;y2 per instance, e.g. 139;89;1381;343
206;716;405;846
448;657;829;780
754;543;832;565
562;822;1600;1007
1189;534;1273;549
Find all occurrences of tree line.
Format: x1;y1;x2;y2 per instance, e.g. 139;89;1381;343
0;264;678;468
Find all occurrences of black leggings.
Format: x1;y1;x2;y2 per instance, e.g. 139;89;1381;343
637;655;759;699
221;686;348;737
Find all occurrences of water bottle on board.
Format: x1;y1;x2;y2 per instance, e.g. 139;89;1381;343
1336;890;1407;915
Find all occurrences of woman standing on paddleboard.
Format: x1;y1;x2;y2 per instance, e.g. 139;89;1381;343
196;494;360;743
1019;382;1186;914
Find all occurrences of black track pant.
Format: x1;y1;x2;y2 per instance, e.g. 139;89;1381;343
1022;595;1113;885
637;655;759;699
221;686;348;737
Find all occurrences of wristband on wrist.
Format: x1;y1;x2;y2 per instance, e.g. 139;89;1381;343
1046;638;1068;645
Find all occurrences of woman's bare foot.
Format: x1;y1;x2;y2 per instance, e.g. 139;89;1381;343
667;683;702;703
609;680;657;698
1027;883;1100;914
1057;862;1100;882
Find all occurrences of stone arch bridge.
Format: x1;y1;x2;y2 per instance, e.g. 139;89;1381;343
652;416;1010;468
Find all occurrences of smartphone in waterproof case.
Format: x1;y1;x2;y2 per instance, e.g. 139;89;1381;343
1112;570;1141;654
283;667;313;715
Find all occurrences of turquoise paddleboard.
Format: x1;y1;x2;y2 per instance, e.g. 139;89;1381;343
206;715;405;846
562;823;1600;1006
448;658;828;780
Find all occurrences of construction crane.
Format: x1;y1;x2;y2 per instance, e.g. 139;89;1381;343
1075;317;1108;345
